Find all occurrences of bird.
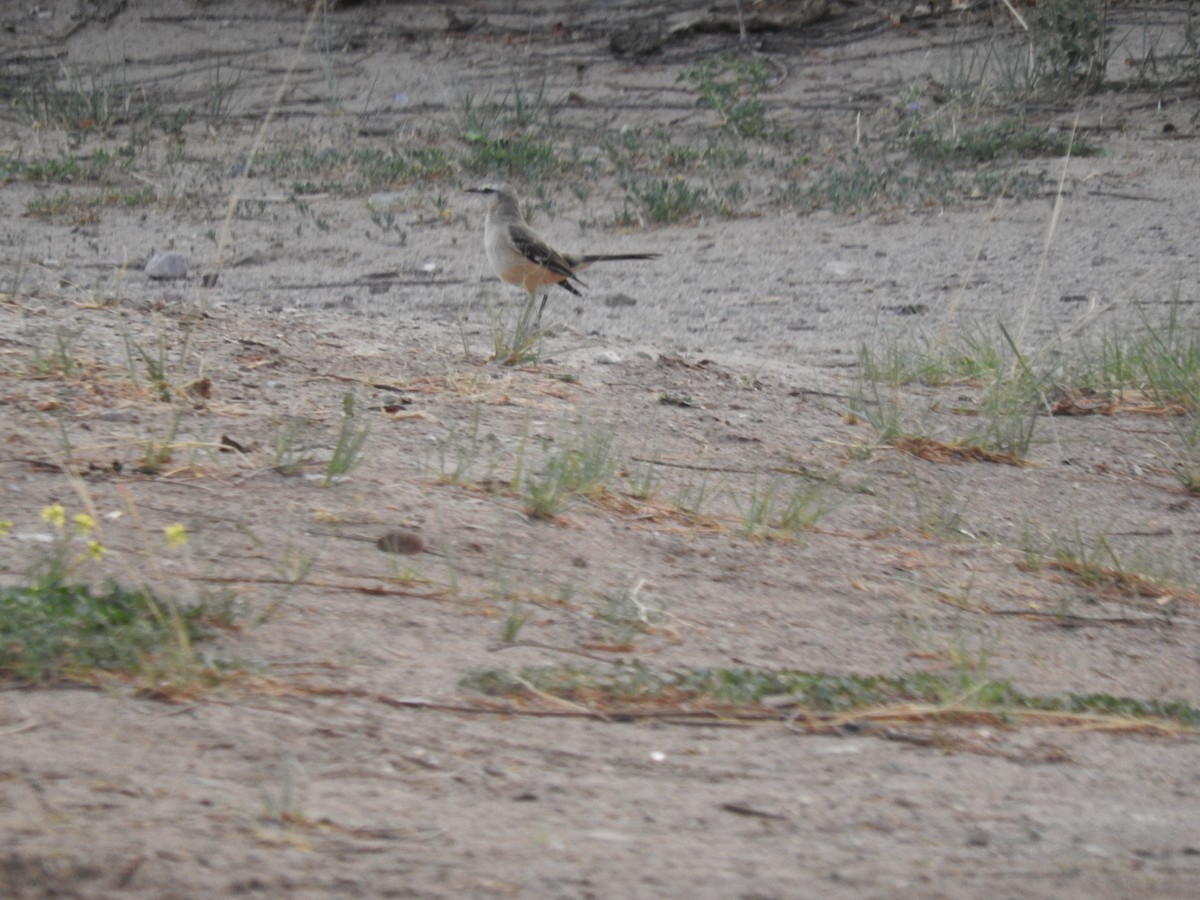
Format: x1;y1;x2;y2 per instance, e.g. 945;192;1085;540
465;182;659;320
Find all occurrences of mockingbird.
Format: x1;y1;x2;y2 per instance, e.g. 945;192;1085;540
466;182;659;318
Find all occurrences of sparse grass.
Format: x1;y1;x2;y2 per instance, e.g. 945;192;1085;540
908;120;1098;165
523;427;621;519
733;476;834;540
671;470;720;521
462;133;560;181
498;604;532;642
139;406;184;475
1020;523;1199;608
853;322;1053;460
1125;1;1200;93
624;457;659;501
25;185;159;221
457;81;570;182
847;376;914;448
123;328;195;402
943;0;1113;106
323;393;371;485
30;326;83;377
203;62;242;126
616;176;711;225
460;663;1200;728
430;403;499;487
259;145;455;193
682;55;775;140
257;756;308;826
14;64;151;135
905;473;974;539
489;294;549;366
0;150;121;185
798;150;927;216
1032;0;1114;95
270;416;321;476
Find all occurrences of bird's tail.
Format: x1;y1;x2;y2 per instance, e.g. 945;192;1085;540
578;253;662;263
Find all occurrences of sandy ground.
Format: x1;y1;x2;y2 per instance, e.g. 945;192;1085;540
2;1;1200;896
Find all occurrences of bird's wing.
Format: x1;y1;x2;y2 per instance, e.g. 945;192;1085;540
509;223;582;284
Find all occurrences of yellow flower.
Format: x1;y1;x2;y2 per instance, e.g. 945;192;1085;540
164;523;188;548
85;539;106;561
72;513;96;534
0;519;12;538
41;504;66;528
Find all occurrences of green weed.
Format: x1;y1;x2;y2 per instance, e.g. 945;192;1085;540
523;427;620;519
682;56;774;139
0;509;226;685
596;581;669;645
323;393;371;485
617;176;710;225
733;476;834;539
489;294;549;366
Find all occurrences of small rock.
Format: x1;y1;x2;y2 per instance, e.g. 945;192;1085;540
145;252;188;280
366;193;407;213
377;529;426;555
594;350;623;365
965;829;990;847
604;293;637;308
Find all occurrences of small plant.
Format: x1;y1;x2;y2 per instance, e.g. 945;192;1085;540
15;64;147;135
139;406;184;475
734;477;832;539
617;176;710;225
489;293;549;366
847;375;912;447
122;327;196;402
431;403;498;487
908;120;1098;165
1032;0;1113;94
625;457;659;501
30;326;82;377
457;81;565;180
0;508;223;684
972;332;1044;459
596;581;669;645
682;56;773;139
1020;523;1198;606
258;756;308;826
498;603;532;642
323;393;371;485
270;417;321;476
523;427;620;519
204;62;242;125
672;470;718;520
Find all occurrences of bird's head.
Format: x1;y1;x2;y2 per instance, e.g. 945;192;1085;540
465;182;520;215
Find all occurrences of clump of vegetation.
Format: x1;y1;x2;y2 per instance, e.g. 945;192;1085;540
0;507;232;685
682;56;775;138
461;663;1200;728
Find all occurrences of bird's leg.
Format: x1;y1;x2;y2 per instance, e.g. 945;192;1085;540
536;292;549;326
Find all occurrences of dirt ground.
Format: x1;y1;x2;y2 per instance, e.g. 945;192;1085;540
2;1;1200;897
